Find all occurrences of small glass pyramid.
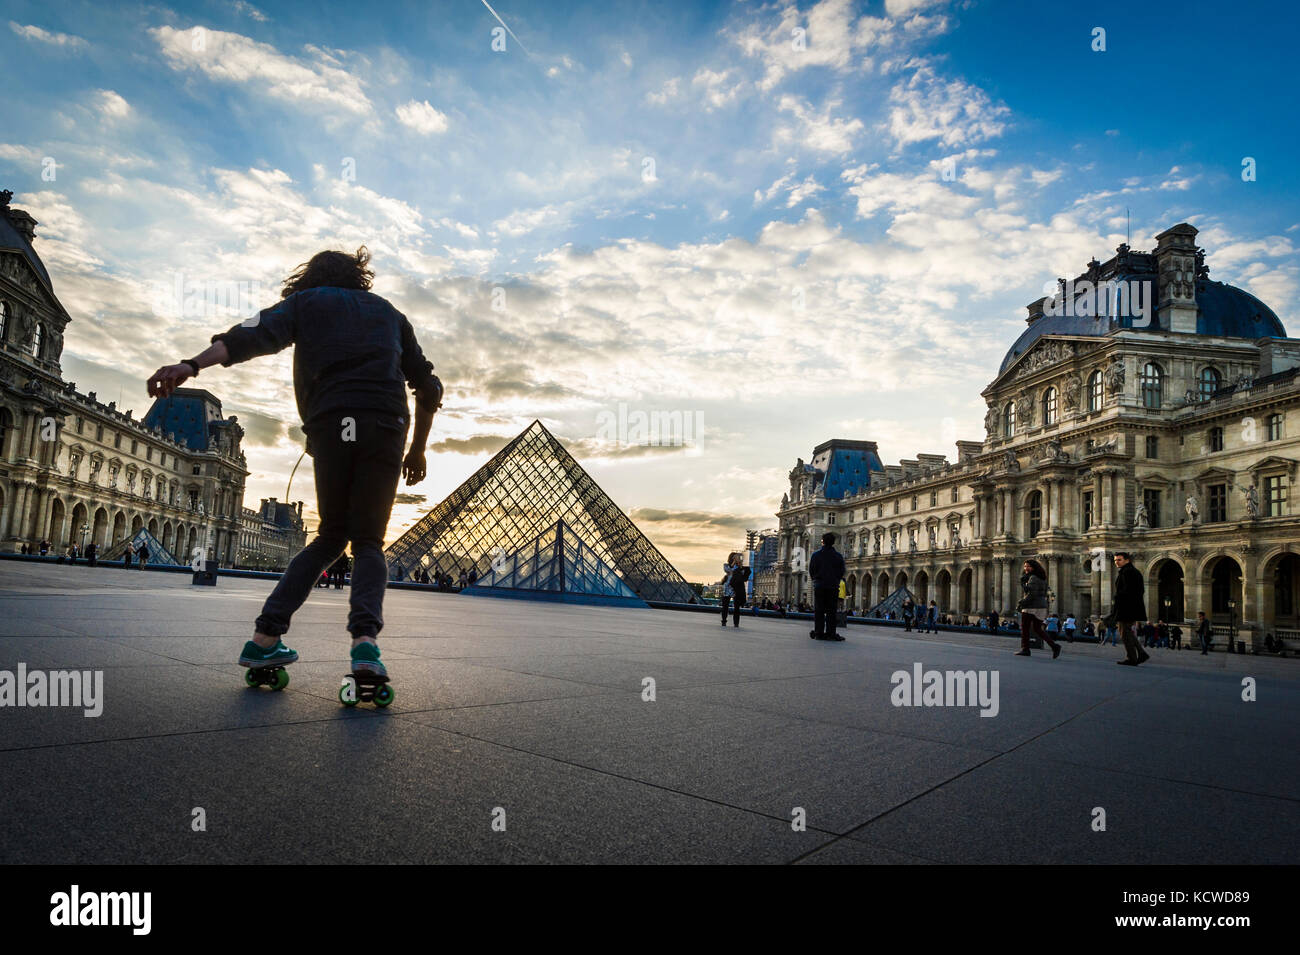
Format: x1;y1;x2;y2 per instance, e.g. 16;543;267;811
100;528;182;566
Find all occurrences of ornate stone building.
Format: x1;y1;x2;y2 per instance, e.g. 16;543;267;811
0;190;248;563
771;224;1300;646
237;498;307;570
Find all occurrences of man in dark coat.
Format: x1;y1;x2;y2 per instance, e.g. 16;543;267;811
1112;552;1150;666
808;532;846;642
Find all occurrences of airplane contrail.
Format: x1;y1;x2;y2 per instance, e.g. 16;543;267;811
478;0;530;55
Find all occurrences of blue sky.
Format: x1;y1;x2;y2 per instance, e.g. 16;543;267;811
2;0;1297;578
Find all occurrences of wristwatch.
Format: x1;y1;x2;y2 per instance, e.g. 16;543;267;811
181;358;200;377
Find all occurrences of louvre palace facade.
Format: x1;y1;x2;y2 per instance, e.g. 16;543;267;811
768;223;1300;646
0;190;248;564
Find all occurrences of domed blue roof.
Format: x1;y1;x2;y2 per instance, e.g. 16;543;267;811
999;279;1288;374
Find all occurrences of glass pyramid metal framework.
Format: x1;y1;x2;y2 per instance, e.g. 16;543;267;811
384;420;696;603
465;519;647;606
101;528;181;566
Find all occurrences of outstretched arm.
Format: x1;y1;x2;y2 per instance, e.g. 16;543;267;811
402;402;434;486
146;341;231;398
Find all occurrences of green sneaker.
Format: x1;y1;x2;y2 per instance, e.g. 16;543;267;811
239;640;299;668
350;641;387;678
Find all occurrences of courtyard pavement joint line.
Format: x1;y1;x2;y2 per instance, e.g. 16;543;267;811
783;673;1182;865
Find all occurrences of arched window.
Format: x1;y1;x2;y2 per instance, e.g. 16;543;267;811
1028;490;1043;537
1140;362;1163;409
1043;387;1058;426
0;407;11;459
1198;366;1221;401
1087;370;1103;412
1003;401;1016;438
31;322;43;358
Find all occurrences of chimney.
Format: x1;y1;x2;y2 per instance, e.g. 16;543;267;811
1026;296;1049;325
956;440;982;463
916;453;947;471
1153;223;1199;334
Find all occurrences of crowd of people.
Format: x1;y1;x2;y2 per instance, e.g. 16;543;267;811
711;539;1284;660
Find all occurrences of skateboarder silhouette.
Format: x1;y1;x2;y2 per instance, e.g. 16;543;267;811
147;247;443;701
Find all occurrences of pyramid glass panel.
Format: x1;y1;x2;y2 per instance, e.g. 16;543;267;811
385;421;695;603
467;519;644;605
101;528;181;566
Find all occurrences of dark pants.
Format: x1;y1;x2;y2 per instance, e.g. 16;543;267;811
1119;621;1143;661
813;586;839;636
256;411;407;640
1020;612;1058;651
720;593;744;625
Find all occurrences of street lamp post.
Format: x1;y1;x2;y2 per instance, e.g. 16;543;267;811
1228;599;1237;653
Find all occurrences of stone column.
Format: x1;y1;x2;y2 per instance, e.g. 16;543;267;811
1049;479;1062;530
1095;470;1107;527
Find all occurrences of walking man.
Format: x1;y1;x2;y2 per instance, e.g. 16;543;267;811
1111;552;1150;666
808;532;846;642
136;540;149;570
146;246;443;686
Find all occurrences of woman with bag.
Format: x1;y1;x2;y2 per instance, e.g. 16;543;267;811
1014;559;1061;658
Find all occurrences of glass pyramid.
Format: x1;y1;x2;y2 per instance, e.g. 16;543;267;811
384;420;695;603
464;519;647;607
100;528;181;566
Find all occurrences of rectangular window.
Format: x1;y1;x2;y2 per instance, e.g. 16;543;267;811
1208;484;1227;523
1145;436;1158;459
827;513;836;525
96;425;103;441
877;504;883;518
951;487;959;503
131;440;138;455
1266;475;1287;517
1268;414;1283;441
1082;491;1093;531
114;433;122;449
911;495;918;510
893;500;900;514
146;447;152;462
929;491;937;507
1143;489;1162;528
1209;427;1224;452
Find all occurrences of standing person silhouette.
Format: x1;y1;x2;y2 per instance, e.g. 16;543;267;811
1112;552;1150;666
146;247;443;689
808;532;846;641
719;551;749;628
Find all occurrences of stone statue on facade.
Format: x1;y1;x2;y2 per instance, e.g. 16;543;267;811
1133;502;1149;529
889;532;897;555
928;527;936;549
1015;393;1034;428
1185;495;1200;523
984;405;1000;437
1063;375;1081;411
1002;449;1019;472
1238;482;1260;519
873;534;881;555
1105;358;1125;395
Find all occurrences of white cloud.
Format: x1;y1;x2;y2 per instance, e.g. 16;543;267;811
886;63;1009;148
96;90;131;118
395;99;449;135
8;21;88;50
150;25;373;117
775;96;864;154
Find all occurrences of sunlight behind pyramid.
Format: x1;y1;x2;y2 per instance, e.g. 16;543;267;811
463;519;648;607
384;420;696;603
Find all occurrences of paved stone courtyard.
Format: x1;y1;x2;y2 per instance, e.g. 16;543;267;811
1;561;1297;864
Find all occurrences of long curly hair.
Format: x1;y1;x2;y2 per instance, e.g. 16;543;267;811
1023;558;1047;580
281;246;374;298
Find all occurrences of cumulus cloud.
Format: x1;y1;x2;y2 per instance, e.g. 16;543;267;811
886;63;1009;148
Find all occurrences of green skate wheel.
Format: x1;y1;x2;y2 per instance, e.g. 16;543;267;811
272;669;289;691
339;681;358;707
374;684;394;707
244;670;260;688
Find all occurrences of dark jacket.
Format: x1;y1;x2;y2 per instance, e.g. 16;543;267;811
1113;562;1147;622
211;287;442;430
808;545;845;590
727;565;750;595
1019;572;1048;610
